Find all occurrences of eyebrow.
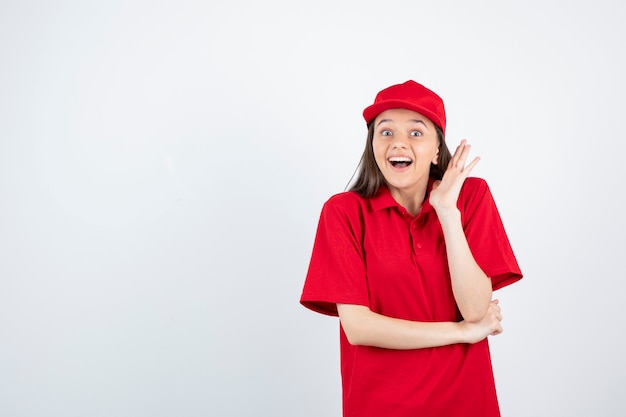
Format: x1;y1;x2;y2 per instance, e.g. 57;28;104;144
376;118;429;129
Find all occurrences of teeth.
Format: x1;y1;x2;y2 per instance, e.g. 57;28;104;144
389;157;412;162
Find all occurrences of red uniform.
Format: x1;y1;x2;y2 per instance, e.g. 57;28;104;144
300;177;522;417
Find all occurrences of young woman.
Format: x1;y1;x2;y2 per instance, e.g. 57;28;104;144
300;80;523;416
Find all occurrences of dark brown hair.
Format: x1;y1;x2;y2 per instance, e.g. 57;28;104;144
348;122;452;198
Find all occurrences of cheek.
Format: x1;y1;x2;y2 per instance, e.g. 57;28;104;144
372;141;386;163
415;142;439;160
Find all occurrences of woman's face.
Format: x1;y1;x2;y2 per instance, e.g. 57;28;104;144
372;108;440;198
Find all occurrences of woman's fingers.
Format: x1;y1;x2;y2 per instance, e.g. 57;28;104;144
447;140;476;175
449;140;465;167
462;156;480;176
430;140;480;211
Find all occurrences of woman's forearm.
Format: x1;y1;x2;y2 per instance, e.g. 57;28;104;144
337;304;468;350
437;208;492;322
337;301;503;350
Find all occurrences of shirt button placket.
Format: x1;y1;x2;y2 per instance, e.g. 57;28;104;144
411;222;422;252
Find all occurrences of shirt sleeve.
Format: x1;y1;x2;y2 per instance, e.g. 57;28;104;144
300;193;370;316
460;178;523;290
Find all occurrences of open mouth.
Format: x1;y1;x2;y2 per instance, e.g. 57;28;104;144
388;156;413;168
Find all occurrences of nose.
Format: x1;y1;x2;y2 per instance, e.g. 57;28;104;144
391;136;409;149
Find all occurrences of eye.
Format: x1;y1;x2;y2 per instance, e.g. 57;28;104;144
381;129;392;136
410;130;422;137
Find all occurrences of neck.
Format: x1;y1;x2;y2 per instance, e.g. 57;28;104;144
388;182;429;217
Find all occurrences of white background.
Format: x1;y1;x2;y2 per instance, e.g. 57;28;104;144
1;1;624;416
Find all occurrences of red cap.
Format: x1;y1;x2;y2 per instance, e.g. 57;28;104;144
362;80;446;133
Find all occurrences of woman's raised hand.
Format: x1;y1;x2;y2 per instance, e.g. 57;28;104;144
429;140;480;213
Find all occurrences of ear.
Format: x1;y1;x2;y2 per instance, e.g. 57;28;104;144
431;148;439;165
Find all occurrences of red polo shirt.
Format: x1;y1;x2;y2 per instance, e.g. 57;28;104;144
300;177;522;417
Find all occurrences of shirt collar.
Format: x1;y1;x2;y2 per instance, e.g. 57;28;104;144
370;178;437;214
370;186;398;211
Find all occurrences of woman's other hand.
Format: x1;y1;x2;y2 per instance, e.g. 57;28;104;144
460;299;503;344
